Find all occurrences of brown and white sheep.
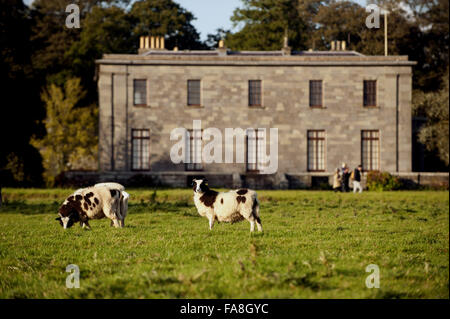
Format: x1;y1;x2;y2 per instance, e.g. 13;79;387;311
192;178;262;232
95;182;129;227
56;186;124;229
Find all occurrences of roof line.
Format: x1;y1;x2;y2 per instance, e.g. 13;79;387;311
96;59;416;66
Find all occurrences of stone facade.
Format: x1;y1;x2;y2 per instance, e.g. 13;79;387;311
96;49;415;188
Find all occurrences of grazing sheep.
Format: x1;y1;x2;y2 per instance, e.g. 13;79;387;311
192;178;262;232
56;186;124;229
95;182;129;227
94;182;125;191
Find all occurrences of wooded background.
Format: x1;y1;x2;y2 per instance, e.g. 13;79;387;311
0;0;448;186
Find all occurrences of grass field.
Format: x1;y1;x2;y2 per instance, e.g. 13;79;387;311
0;188;448;299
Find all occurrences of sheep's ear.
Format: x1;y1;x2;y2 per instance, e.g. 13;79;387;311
203;178;208;183
55;217;61;221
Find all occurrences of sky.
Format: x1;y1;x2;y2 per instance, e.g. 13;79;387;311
23;0;367;41
177;0;366;40
177;0;242;40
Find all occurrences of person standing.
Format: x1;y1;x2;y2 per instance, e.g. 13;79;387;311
353;165;363;193
333;168;341;192
341;166;350;192
340;163;347;176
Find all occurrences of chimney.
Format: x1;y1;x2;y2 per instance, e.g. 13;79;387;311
330;40;346;51
282;34;291;56
217;38;227;56
150;36;155;49
139;35;166;54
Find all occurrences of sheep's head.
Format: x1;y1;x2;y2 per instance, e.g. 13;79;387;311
56;200;81;229
192;178;209;194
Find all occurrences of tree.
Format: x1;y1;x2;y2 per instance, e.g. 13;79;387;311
0;0;43;186
31;78;98;186
226;0;326;51
411;0;449;91
205;28;231;49
66;5;134;105
413;71;449;166
313;1;365;50
29;0;129;85
129;0;205;50
374;0;449;91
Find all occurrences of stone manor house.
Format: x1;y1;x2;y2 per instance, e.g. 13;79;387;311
95;37;416;188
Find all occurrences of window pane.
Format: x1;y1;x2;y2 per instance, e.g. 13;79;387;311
361;130;379;171
249;80;261;106
246;130;258;171
132;139;140;168
186;129;202;171
310;80;322;107
364;80;376;106
188;80;201;106
307;130;325;171
134;80;146;105
132;129;150;170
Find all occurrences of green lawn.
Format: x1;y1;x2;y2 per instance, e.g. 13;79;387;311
0;188;448;299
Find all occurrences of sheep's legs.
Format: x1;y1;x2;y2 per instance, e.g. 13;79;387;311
250;220;255;232
209;217;215;230
81;221;91;230
110;219;121;228
253;203;263;232
255;217;263;232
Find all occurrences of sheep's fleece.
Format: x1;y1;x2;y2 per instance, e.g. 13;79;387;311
192;178;263;232
57;186;123;229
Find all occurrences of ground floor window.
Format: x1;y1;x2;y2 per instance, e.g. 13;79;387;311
361;130;380;171
246;129;266;172
307;130;325;172
132;129;150;170
186;129;203;171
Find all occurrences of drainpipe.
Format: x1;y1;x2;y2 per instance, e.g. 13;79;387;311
396;74;399;172
111;73;115;171
125;65;129;171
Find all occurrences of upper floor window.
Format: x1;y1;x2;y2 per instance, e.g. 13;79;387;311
186;129;203;171
133;79;147;106
132;129;150;171
309;80;323;107
187;80;201;106
363;80;377;107
361;130;380;171
307;130;326;172
248;80;262;107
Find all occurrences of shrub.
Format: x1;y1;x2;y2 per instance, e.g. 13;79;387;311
366;171;402;191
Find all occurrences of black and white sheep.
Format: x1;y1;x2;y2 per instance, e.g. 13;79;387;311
192;178;263;232
56;186;124;229
95;182;129;227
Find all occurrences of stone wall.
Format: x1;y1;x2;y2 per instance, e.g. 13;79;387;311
97;54;414;177
61;171;448;189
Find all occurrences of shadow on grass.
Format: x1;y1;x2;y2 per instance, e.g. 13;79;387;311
0;200;60;215
0;200;197;216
